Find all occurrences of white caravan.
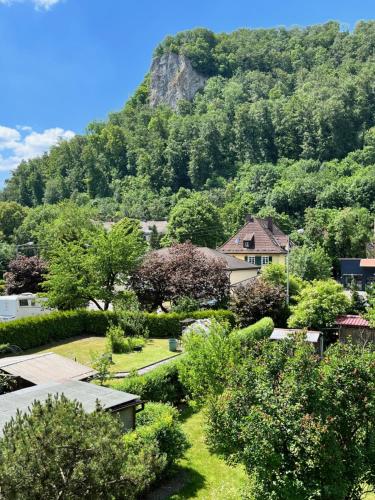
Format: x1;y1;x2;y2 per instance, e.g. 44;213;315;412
0;293;50;321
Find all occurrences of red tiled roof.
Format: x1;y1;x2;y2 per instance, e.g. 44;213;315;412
360;259;375;268
335;315;370;327
219;217;288;254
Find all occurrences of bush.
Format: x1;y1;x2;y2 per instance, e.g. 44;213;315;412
110;361;187;405
0;310;116;351
135;402;189;466
0;395;129;499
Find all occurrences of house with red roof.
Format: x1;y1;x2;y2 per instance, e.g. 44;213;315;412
219;215;288;267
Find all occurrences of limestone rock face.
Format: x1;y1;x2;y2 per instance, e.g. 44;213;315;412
149;52;207;109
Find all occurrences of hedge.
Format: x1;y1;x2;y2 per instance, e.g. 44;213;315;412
0;308;235;351
109;360;188;406
230;317;274;350
143;309;235;338
0;310;116;351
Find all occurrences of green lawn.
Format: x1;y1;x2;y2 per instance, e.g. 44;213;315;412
23;336;176;372
148;409;247;500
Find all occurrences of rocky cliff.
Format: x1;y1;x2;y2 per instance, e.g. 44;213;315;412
149;52;207;109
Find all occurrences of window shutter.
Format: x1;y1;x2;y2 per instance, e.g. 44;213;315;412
269;256;272;263
255;256;261;266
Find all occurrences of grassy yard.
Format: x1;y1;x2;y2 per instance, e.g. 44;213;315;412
148;409;247;500
23;336;176;372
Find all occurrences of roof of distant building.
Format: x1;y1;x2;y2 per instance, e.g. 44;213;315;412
219;216;288;254
0;381;139;436
154;246;260;270
102;220;167;234
335;315;370;328
0;353;96;385
360;259;375;268
271;328;322;343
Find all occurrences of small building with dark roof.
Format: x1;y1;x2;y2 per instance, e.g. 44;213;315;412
0;381;142;435
219;215;288;267
0;353;97;390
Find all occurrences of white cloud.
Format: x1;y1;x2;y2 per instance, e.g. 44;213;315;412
0;0;62;10
0;125;75;172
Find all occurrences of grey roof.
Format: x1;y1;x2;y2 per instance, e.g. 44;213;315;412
102;220;167;234
270;328;322;343
0;381;139;436
154;246;260;270
0;353;97;384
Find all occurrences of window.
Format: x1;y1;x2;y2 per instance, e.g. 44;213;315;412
261;256;271;266
19;299;29;307
245;256;256;264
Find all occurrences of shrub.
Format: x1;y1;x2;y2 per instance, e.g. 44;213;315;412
106;324;127;353
179;320;233;404
135;402;189;466
230;279;287;327
0;395;129;499
110;361;187;405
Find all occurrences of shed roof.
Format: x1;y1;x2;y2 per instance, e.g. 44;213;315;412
270;328;322;343
0;381;139;436
0;353;96;384
335;315;370;328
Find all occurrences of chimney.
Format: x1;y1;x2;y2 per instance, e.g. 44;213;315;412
245;214;254;223
265;217;273;233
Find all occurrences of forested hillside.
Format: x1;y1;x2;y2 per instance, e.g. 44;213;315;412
1;22;374;231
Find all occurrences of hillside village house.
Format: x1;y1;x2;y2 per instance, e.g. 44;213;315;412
219;216;288;267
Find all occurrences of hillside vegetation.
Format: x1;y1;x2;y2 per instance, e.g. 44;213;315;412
1;22;374;232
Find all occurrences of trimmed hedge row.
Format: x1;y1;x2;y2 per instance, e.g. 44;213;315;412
0;310;115;351
0;308;235;351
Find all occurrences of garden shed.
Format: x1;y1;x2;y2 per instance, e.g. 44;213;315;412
270;328;324;357
0;380;142;435
0;352;97;389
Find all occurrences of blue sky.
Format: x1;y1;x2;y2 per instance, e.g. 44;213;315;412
0;0;373;185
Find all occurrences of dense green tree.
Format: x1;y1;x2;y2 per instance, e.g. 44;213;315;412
289;245;332;281
206;339;375;500
0;202;28;241
165;192;224;248
288;279;349;329
44;218;146;310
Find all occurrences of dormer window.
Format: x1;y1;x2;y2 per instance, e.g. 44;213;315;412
243;233;255;249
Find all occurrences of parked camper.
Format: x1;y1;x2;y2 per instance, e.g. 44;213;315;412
0;293;50;321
